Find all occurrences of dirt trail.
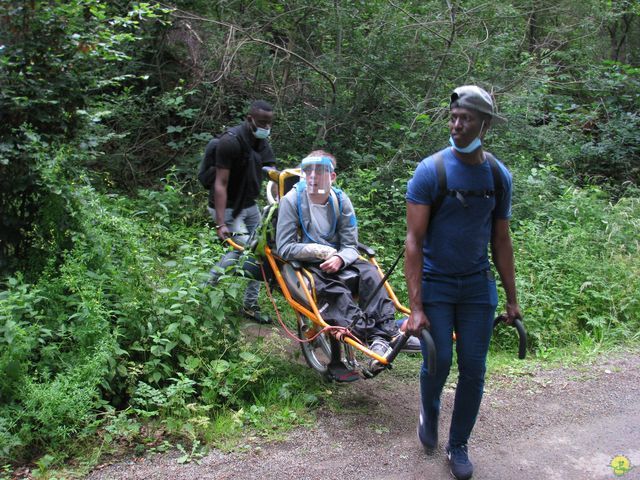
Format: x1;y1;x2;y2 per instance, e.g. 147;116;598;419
87;347;640;480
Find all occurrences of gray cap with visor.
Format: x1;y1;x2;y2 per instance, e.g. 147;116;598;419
450;85;506;124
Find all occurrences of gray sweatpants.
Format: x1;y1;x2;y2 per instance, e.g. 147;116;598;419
208;204;262;308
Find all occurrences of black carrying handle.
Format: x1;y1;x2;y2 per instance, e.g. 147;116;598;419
387;328;437;377
494;315;527;360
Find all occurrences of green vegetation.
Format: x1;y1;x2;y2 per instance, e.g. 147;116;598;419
0;0;638;476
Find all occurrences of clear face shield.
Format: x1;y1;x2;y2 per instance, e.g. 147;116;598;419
300;156;334;195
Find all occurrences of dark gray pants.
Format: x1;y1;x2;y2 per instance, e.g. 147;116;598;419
208;205;262;308
310;259;398;343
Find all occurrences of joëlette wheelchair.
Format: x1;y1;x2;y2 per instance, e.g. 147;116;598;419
225;167;437;382
225;167;527;381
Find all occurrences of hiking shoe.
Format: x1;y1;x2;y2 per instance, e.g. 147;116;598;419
242;307;272;325
417;404;438;452
368;338;391;374
446;443;474;480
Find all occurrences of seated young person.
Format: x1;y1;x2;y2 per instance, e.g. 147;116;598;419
275;150;418;373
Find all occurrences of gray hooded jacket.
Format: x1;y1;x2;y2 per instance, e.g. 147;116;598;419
276;185;359;267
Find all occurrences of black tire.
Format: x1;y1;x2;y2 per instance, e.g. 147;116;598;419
297;314;334;374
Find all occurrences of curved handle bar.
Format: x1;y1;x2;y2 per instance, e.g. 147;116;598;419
421;329;437;376
262;166;280;181
387;328;437;377
223;237;244;251
494;315;527;360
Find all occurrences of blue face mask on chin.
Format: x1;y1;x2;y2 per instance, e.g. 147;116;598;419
251;118;271;139
449;135;481;153
449;119;485;153
254;127;270;139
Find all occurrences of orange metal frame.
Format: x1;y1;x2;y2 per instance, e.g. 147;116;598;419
227;237;409;365
226;167;413;366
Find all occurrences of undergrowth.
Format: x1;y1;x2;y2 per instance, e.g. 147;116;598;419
1;146;639;477
0;164;325;473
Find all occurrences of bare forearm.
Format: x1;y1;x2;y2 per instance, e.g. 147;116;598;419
492;237;518;305
405;238;425;313
404;202;431;333
214;184;227;226
405;203;430;314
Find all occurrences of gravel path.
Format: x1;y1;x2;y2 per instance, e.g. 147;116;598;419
87;348;640;480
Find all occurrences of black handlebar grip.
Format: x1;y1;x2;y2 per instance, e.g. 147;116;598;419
421;328;437;377
386;328;437;377
386;333;408;364
494;315;527;360
514;318;527;360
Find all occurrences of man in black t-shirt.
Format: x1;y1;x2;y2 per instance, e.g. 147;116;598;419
206;100;276;324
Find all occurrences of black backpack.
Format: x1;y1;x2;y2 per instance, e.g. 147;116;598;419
198;126;252;217
197;127;247;189
430;151;504;221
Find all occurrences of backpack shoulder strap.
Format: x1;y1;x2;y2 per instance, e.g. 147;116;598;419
295;182;310;242
330;186;344;216
430;151;447;221
223;126;251;160
485;152;503;197
486;153;505;222
225;125;242;137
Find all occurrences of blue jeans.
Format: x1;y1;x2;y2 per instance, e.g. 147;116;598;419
208;204;262;308
420;269;498;446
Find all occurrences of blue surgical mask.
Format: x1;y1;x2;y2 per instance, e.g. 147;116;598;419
449;120;485;153
251;118;271;139
449;135;481;153
254;127;270;139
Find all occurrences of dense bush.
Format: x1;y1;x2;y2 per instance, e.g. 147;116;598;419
0;1;170;277
0;151;281;462
504;164;640;350
538;62;640;190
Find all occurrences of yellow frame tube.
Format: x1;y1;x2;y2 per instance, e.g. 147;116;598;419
225;238;244;251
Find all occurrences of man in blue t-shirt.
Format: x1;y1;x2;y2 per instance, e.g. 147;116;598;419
404;85;522;480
